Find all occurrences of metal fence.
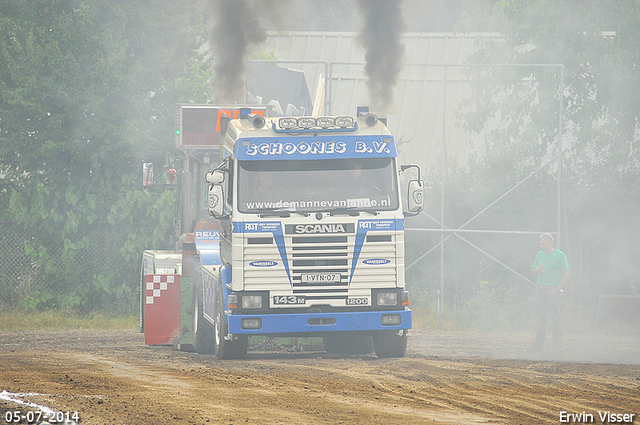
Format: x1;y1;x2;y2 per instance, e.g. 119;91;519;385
0;222;121;308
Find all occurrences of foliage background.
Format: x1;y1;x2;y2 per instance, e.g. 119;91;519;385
405;0;640;331
0;0;211;312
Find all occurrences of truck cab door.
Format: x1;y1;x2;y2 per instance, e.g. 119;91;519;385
206;157;234;265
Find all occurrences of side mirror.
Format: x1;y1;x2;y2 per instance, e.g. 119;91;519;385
407;180;424;214
208;184;227;219
205;170;225;184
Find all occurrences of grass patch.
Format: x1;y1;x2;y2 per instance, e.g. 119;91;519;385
0;309;138;331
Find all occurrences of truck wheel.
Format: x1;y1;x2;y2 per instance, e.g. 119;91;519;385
213;287;248;360
214;289;230;359
373;329;408;358
193;283;214;354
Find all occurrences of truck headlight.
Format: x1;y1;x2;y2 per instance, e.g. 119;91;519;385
241;295;263;309
377;292;398;306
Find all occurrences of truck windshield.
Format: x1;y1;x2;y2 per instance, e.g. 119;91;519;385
237;158;399;213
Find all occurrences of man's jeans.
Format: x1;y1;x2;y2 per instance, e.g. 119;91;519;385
534;285;563;349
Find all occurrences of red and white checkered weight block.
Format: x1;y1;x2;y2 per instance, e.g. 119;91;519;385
145;274;176;304
144;274;181;345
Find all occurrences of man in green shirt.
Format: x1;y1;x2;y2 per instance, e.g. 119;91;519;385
530;233;569;352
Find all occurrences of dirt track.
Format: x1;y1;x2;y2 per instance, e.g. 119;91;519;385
1;329;639;425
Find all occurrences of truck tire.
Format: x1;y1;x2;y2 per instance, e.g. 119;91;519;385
323;331;374;355
373;329;408;358
214;286;248;360
193;282;214;354
213;288;229;359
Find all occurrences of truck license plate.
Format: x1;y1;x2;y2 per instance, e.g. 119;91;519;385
301;273;342;284
272;295;305;305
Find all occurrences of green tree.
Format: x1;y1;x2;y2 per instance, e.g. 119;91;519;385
445;0;640;317
405;0;640;329
457;0;640;183
0;0;211;311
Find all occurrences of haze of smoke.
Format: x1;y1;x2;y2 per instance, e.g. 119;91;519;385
208;0;268;103
356;0;407;112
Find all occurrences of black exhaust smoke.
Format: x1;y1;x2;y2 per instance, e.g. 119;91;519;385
208;0;268;103
356;0;406;111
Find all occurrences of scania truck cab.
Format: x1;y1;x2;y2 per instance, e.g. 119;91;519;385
198;109;424;358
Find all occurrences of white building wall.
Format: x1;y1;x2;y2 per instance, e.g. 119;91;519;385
258;31;503;173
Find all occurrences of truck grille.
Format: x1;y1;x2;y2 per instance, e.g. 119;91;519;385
242;229;398;304
291;235;349;289
292;236;347;244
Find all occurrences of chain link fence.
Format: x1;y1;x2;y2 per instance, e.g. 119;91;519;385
0;222;125;310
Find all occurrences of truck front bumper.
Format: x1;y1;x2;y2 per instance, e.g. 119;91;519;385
227;308;411;335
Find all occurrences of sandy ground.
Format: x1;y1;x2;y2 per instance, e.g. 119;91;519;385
1;328;639;425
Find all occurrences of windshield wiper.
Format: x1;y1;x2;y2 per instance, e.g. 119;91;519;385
328;207;361;217
261;211;290;218
245;208;290;217
328;207;381;216
246;208;308;217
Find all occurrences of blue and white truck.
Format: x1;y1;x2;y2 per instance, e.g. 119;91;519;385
197;108;424;359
